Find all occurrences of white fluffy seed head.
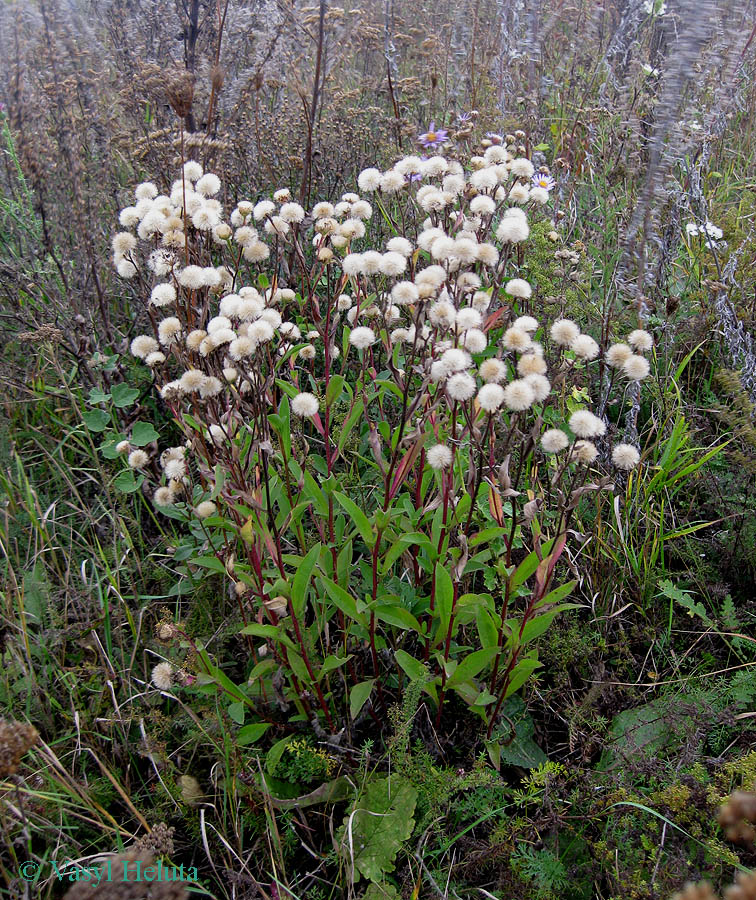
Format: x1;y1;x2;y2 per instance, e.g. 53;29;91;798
569;410;606;438
505;278;532;299
194;500;218;519
349;326;376;350
357;168;382;192
477;383;505;412
130;335;158;359
292;392;320;417
541;429;569;453
463;329;487;354
479;358;507;383
571;334;600;360
427;444;453;470
503;327;532;352
612;443;641;470
503;379;535;411
550;318;580;347
628;329;654;352
128;449;149;468
572;440;599;464
517;353;547;376
606;343;633;367
151;661;174;690
623;354;651;380
447;372;477;401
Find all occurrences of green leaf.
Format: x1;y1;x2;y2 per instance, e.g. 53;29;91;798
113;469;142;493
326;374;345;406
503;656;542;698
434;563;454;640
446;647;498;688
319;655;352;679
228;701;246;724
338;400;365;452
130;421;160;446
476;607;499;649
111;383;140;408
394;650;428;682
88;387;110;404
333;491;375;547
82;409;110;432
374;605;421;632
266;736;294;774
191;556;227;575
237;722;271;746
338;776;417;882
350;680;375;719
491;696;547;768
321;576;367;626
291;543;321;620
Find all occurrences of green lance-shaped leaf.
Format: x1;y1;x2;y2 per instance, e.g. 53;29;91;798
339;776;417;882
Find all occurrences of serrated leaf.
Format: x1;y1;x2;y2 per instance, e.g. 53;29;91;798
339;776;417;882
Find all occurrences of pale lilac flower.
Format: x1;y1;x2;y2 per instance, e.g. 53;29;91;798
418;122;449;150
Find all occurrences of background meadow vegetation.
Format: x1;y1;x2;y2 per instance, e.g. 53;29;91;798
2;0;756;898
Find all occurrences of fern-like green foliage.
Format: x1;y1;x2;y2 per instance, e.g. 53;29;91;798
339;776;417;883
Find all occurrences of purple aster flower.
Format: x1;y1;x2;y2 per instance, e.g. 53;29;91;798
531;173;555;191
457;111;473;124
418;121;449;149
406;172;423;184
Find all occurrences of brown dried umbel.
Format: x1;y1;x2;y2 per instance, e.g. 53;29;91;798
0;718;39;777
133;823;176;858
63;852;188;899
166;72;195;120
719;791;756;848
